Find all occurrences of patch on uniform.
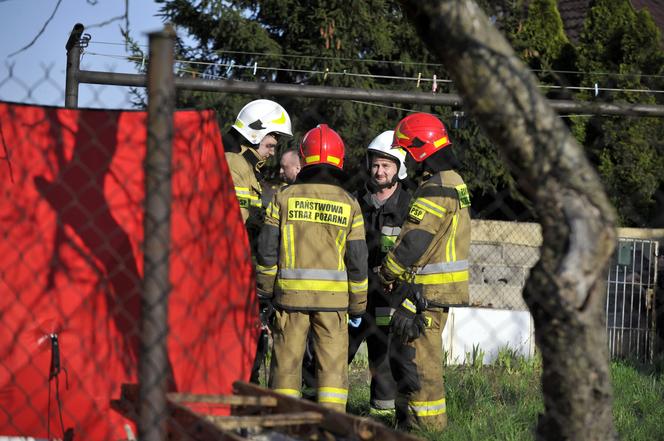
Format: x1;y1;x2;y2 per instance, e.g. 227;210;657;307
455;184;471;208
238;197;249;209
424;316;433;328
408;204;425;223
380;235;398;253
287;197;351;227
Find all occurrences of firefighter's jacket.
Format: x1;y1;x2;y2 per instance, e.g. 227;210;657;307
256;173;369;315
381;170;471;305
226;146;265;223
358;183;411;324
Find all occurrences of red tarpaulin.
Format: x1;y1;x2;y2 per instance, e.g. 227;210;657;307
0;102;258;440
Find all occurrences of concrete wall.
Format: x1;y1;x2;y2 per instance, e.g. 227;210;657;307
469;220;664;311
470;220;541;310
463;221;663;363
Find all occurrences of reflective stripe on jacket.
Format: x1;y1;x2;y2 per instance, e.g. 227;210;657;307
382;170;471;305
226;147;263;223
256;182;368;314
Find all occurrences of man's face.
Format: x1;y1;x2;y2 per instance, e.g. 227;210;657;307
370;156;398;188
256;134;278;161
279;150;301;184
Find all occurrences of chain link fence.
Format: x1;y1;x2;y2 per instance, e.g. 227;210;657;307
0;24;663;441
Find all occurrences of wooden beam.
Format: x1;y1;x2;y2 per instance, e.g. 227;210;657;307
168;392;278;407
232;381;423;441
205;411;323;430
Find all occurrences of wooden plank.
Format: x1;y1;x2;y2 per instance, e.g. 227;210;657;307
112;384;247;441
168;392;278;407
232;381;423;441
205;411;323;430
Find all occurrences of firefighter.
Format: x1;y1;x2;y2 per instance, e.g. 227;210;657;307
256;124;368;412
279;147;302;185
224;99;292;384
225;99;293;228
347;130;412;416
380;113;471;430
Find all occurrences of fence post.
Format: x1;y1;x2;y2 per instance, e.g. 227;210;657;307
139;24;175;441
64;23;84;108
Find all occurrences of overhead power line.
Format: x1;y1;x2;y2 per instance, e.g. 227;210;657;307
82;50;664;97
89;40;664;80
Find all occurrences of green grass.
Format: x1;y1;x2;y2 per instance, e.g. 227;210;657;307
610;358;664;441
347;348;664;441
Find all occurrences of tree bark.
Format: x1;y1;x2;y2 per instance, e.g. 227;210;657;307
401;1;618;440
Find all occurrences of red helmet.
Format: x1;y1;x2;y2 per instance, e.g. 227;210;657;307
392;113;451;162
299;124;345;170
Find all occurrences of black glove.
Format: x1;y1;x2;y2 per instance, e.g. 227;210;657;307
391;282;428;344
258;297;275;328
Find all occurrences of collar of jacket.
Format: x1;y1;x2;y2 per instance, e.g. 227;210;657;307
240;145;266;175
295;164;346;186
360;182;406;214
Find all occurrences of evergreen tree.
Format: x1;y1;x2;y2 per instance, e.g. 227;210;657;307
154;0;526;219
152;0;664;225
574;0;664;226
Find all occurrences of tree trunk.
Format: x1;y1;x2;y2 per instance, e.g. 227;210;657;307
401;1;618;440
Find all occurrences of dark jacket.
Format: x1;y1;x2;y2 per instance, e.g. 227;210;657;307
357;183;411;321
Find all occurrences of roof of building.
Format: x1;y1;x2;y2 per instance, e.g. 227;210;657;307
557;0;591;43
556;0;664;43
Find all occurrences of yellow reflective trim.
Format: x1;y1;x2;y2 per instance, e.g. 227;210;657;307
415;270;469;285
416;198;447;217
305;155;320;164
402;298;417;313
385;255;406;276
446;213;458;262
234;186;250;192
319;387;347;394
256;264;277;275
275;388;301;398
433;136;449;148
287;197;351;227
410;398;446;416
349;279;368;292
351;215;364;229
277;279;349;292
282;224;295;269
318;387;348;404
288;224;295;269
234;119;245;129
327;155;341;165
412;202;442;219
270;111;287;124
335;229;346;271
319;396;347;404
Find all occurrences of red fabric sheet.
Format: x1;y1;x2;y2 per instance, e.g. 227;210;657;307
0;102;258;440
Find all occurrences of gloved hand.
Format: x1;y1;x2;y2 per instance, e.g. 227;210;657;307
391;283;428;344
257;296;275;329
378;266;396;294
348;316;363;328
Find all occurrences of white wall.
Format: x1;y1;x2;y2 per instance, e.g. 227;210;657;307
442;307;535;365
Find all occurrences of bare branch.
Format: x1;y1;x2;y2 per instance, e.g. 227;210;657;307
86;15;126;30
8;0;63;57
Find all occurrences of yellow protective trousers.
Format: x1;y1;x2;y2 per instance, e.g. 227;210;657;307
270;309;349;412
390;308;448;430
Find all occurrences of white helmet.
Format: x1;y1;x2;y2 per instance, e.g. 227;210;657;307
366;130;407;180
232;99;293;145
